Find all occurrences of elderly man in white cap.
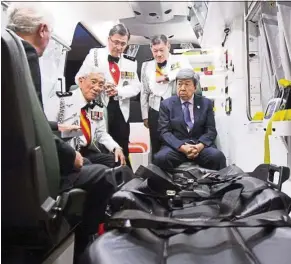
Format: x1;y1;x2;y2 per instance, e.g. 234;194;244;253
46;65;126;167
153;68;226;171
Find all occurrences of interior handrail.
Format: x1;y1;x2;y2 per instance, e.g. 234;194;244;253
244;1;261;121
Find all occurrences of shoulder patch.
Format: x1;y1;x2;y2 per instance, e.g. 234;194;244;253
146;57;154;62
123;54;136;61
56;91;72;98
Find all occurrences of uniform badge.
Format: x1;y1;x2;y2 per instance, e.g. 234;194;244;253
91;111;103;121
72;119;79;126
121;71;135;80
123;80;129;86
171;62;180;71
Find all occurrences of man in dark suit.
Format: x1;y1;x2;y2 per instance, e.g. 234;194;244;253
153;68;226;171
6;3;132;249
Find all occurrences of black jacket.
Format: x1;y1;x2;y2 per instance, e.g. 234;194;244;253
22;40;76;175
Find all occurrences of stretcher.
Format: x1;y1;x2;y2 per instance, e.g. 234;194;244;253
81;163;291;264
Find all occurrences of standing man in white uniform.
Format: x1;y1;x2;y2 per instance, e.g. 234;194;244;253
75;24;141;168
141;35;192;154
47;65;126;168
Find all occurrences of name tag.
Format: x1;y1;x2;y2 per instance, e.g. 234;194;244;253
121;71;135;80
171;62;180;71
91;111;103;121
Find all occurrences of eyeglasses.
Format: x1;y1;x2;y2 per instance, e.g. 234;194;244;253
109;37;127;47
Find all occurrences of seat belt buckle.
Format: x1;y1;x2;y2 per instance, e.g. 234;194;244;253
166;190;176;196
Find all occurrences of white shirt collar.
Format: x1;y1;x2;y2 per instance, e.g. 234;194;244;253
105;46;123;60
77;87;103;109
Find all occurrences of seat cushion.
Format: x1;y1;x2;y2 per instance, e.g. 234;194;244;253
129;142;148;153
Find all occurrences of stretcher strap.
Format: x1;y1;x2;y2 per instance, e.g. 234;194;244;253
109;209;291;229
122;178;244;201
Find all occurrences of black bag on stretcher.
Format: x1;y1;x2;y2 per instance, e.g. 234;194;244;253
81;164;291;264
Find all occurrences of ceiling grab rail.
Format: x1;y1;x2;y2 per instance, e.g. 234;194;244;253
244;1;261;121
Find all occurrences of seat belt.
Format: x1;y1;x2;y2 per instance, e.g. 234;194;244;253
109;209;291;230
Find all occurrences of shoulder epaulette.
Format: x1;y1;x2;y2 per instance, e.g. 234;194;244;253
56;91;72;98
123;54;136;61
145;57;154;62
56;92;73;98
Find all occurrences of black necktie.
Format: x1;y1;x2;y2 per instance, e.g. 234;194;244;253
108;54;120;63
157;60;167;68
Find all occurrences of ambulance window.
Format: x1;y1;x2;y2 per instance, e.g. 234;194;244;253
64;22;103;91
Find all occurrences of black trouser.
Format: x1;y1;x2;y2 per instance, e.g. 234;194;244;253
107;98;131;168
60;160;113;235
148;107;161;155
62;159;133;255
80;147;116;168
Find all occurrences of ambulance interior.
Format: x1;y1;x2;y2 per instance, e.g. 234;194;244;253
2;1;291;264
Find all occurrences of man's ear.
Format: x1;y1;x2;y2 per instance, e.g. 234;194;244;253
78;77;85;86
37;24;46;38
167;42;171;50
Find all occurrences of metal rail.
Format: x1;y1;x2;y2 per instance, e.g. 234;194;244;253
244;1;261;22
244;1;261;121
244;2;252;121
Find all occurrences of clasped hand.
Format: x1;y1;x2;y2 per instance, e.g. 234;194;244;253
179;143;204;160
105;82;118;97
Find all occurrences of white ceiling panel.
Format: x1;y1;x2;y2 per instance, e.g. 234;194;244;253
121;16;199;45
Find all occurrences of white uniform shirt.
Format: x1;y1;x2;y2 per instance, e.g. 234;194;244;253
46;88;120;152
76;47;141;122
140;54;192;120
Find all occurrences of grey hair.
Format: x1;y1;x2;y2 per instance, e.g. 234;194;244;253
75;65;105;84
150;34;168;47
176;68;198;86
109;23;130;40
6;3;54;34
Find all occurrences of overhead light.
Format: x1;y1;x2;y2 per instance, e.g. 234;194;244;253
149;12;157;17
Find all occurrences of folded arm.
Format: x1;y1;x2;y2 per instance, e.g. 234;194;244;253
117;60;141;99
93;119;120;152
